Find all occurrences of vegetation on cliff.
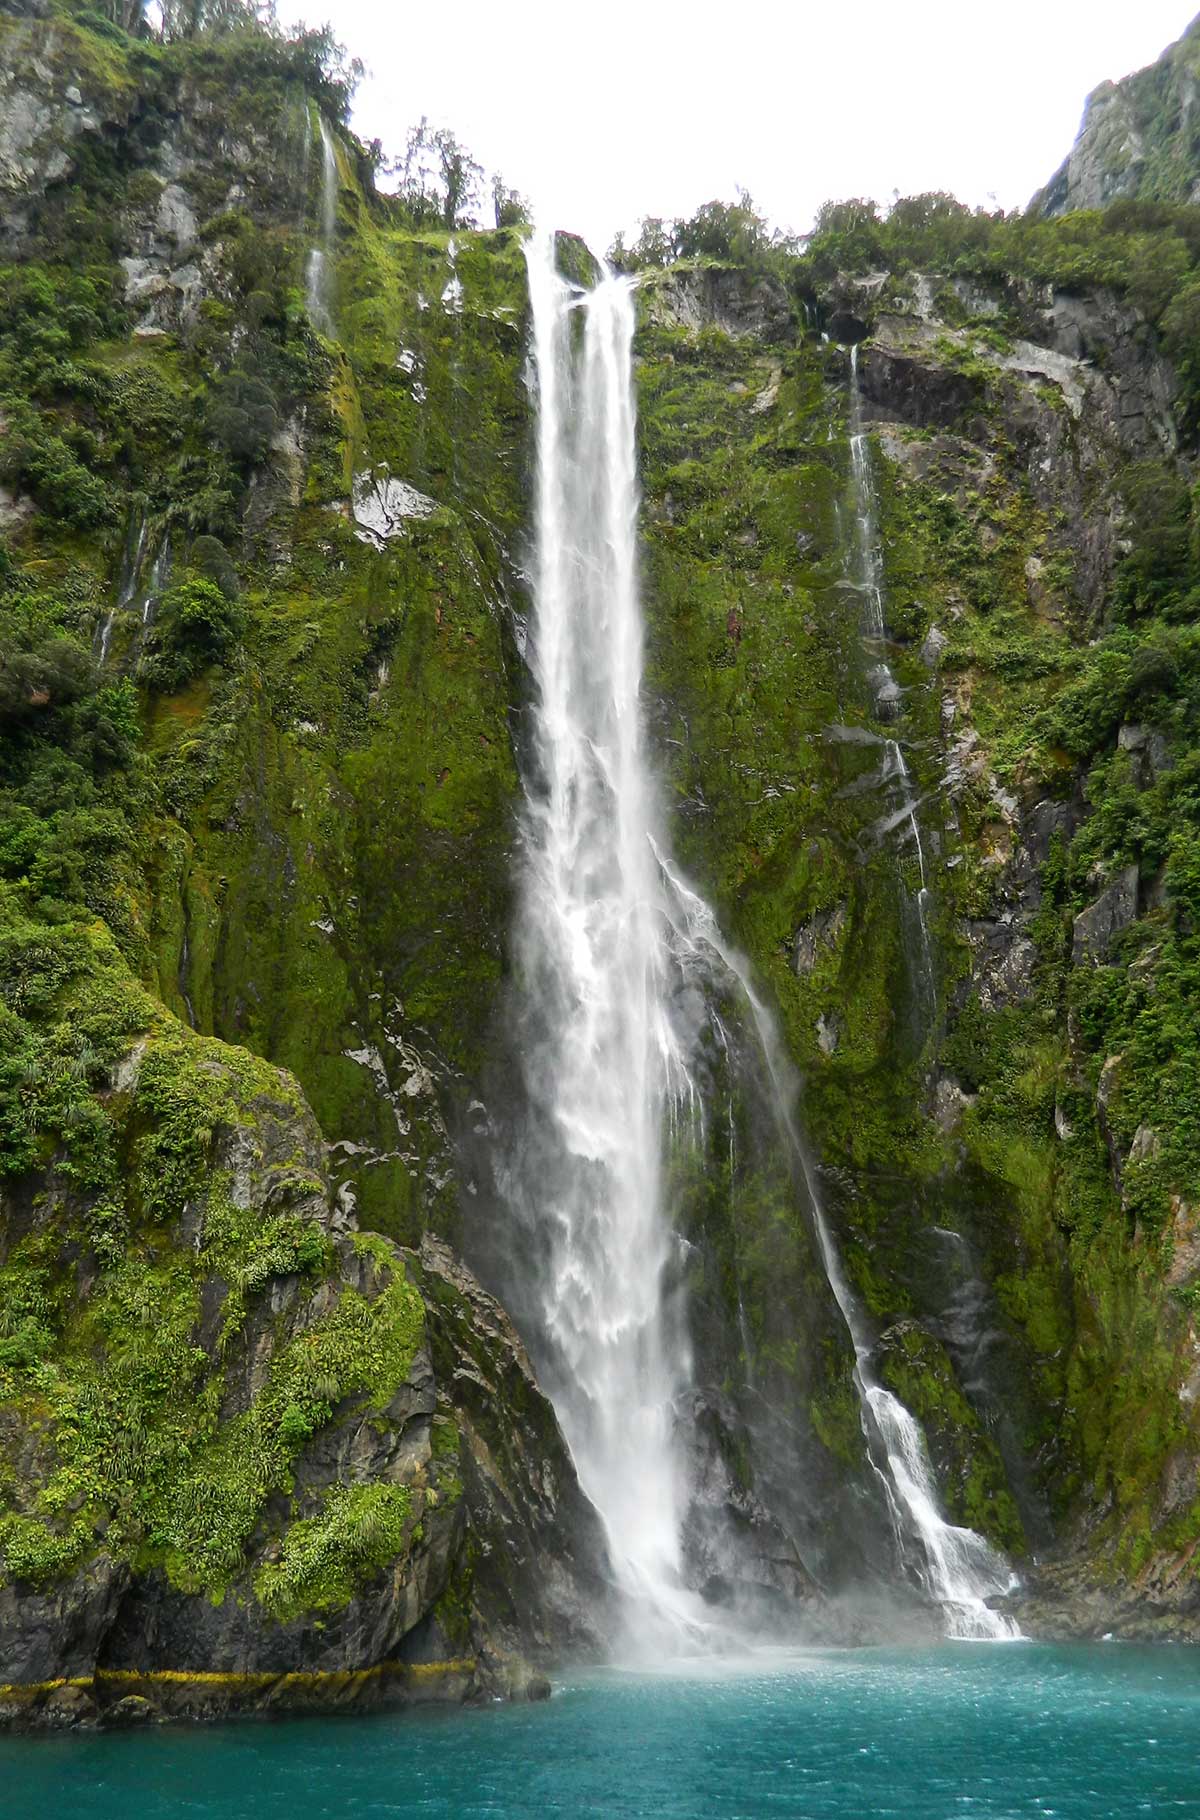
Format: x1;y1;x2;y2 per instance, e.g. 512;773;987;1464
3;0;1200;1676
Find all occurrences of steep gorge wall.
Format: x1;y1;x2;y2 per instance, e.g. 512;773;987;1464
1035;12;1200;216
0;1;609;1724
4;1;1200;1717
633;255;1200;1631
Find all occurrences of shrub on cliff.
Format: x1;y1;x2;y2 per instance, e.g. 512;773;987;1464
137;577;244;689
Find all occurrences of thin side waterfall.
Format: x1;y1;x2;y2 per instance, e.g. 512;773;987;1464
96;511;168;669
94;509;148;665
305;115;337;334
848;345;934;1012
516;233;707;1648
653;856;1021;1642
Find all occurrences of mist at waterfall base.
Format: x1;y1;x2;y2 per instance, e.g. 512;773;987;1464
487;233;1018;1655
7;1647;1199;1819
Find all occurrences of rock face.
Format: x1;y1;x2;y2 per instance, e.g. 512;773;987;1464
0;6;135;240
0;1024;609;1729
1072;866;1140;964
5;1;1200;1692
648;265;793;342
1034;14;1200;215
848;274;1177;626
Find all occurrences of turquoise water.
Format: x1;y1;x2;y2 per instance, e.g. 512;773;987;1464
2;1646;1198;1818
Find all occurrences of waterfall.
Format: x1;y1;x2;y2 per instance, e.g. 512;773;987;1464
95;511;168;669
848;344;934;1017
94;509;148;665
513;232;1018;1650
515;232;707;1647
832;343;1018;1636
654;859;1021;1642
305;114;337;334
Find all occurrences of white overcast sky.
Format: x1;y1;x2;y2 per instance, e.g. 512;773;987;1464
327;0;1198;247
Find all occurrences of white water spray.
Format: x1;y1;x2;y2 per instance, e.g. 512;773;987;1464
516;234;708;1646
95;514;168;669
305;115;337;334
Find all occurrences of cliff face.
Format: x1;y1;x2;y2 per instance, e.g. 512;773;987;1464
0;0;608;1724
636;249;1200;1633
1035;13;1200;215
4;0;1200;1715
0;949;609;1729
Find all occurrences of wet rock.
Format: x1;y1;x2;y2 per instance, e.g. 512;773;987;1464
0;1552;128;1688
352;467;438;546
676;1388;821;1626
1117;722;1172;786
0;1055;609;1728
244;412;311;565
1166;1198;1200;1290
988;936;1037;1007
39;1683;97;1729
919;624;947;669
1024;554;1063;620
857;278;1176;626
1128;1124;1161;1167
647;267;792;343
155;182;197;250
411;1234;614;1663
857;335;989;439
99;1694;158;1728
1015;1545;1200;1643
792;904;846;977
0;484;34;533
870;669;904;718
1072;865;1139;964
932;1075;976;1134
1096;1055;1126;1191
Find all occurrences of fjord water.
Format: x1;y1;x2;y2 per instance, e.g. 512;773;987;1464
5;1647;1198;1818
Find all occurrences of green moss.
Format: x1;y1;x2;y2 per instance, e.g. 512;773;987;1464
254;1482;415;1621
878;1322;1025;1551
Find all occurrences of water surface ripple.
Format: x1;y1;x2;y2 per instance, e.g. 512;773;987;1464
4;1645;1198;1818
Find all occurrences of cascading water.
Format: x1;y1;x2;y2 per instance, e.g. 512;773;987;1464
94;510;148;665
514;231;1018;1650
95;512;168;669
653;859;1021;1642
847;344;934;1016
305;115;337;334
515;232;705;1647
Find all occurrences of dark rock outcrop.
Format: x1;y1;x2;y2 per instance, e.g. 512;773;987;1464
0;1031;609;1730
1072;866;1140;964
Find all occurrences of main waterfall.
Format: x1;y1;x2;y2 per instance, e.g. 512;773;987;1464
515;233;701;1641
513;231;1018;1650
